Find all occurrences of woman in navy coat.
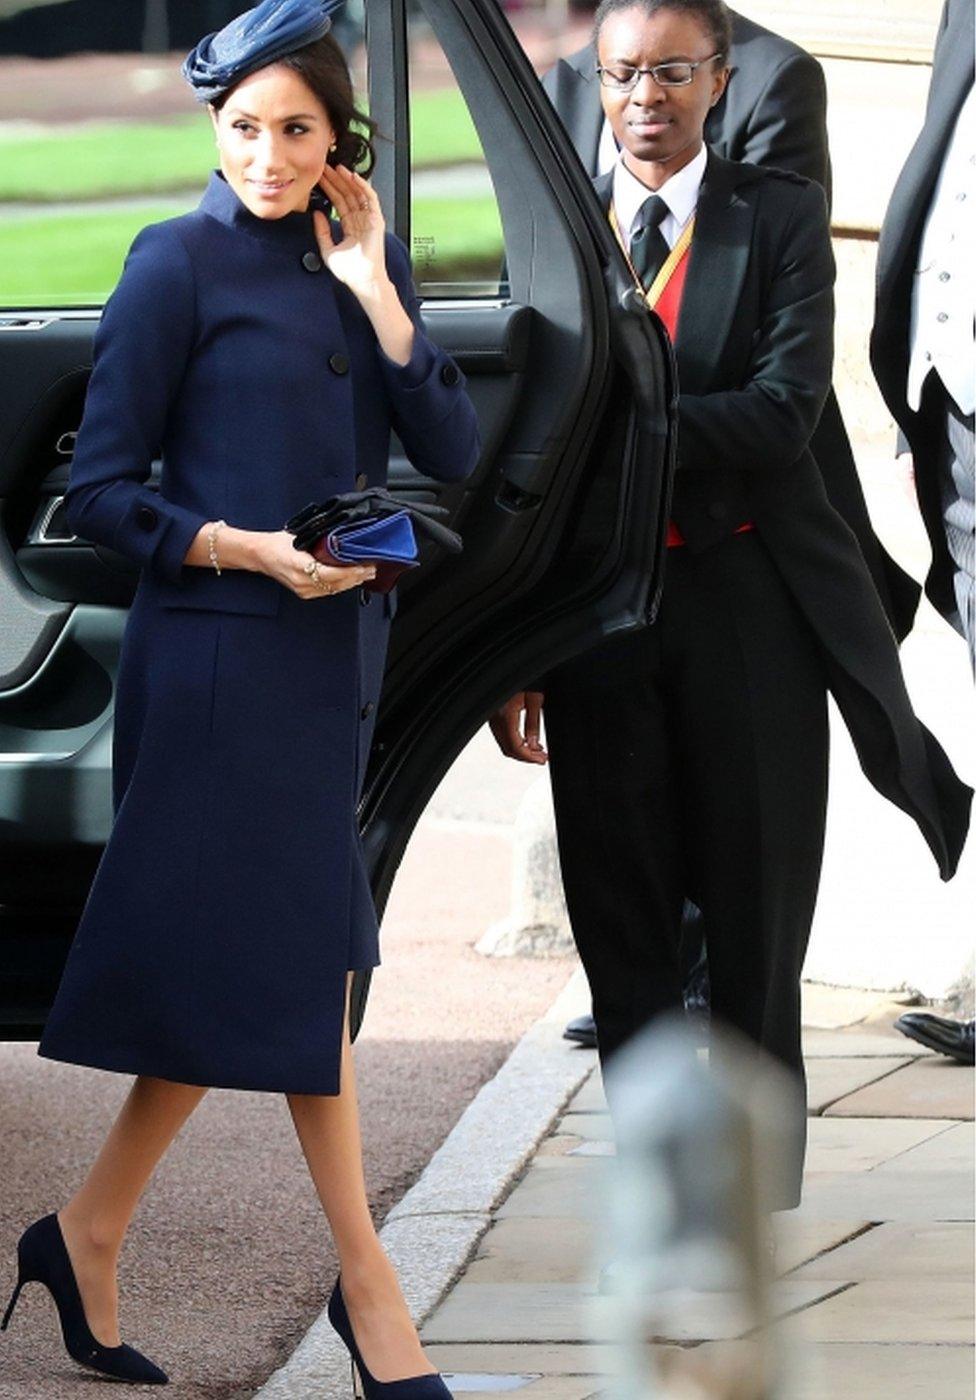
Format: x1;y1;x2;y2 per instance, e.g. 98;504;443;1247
5;3;478;1394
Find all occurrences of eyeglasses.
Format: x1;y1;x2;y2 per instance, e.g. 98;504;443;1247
595;55;725;89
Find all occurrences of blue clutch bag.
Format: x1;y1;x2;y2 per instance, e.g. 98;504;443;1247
285;489;462;594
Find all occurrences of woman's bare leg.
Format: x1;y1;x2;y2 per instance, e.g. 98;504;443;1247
286;975;435;1383
57;1077;208;1346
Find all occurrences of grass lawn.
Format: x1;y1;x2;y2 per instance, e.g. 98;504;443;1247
0;195;504;306
0;89;484;203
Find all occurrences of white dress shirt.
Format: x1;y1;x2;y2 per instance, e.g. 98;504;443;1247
907;83;975;416
611;144;707;253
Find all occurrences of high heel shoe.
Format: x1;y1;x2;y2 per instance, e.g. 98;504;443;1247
1;1213;168;1385
327;1276;452;1399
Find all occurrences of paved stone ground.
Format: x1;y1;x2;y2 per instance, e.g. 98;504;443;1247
419;987;975;1399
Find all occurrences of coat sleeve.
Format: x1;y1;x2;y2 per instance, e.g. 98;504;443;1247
734;51;831;202
64;222;211;585
376;231;481;482
677;180;835;475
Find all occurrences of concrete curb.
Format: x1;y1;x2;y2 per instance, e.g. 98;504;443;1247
253;968;594;1398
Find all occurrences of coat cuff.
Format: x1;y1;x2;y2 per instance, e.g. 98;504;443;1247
376;326;439;390
113;493;211;585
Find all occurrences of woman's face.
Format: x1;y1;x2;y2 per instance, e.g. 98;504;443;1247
597;5;728;183
209;64;336;218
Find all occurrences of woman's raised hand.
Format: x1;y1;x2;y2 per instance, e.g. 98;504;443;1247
258;530;376;599
313;165;387;299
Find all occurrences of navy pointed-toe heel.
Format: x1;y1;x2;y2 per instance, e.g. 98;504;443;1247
1;1213;168;1385
327;1276;451;1399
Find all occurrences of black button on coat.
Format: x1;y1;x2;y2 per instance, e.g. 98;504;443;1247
37;170;480;1095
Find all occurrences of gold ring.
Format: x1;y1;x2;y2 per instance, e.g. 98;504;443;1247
304;559;317;576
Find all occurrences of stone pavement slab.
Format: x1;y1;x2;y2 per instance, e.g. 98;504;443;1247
425;1343;620;1376
796;1167;974;1222
804;1116;951;1171
806;1056;911;1113
773;1219;873;1274
796;1279;974;1344
794;1220;974;1281
824;1058;975;1119
423;1279;845;1346
697;1340;975;1400
877;1120;973;1171
462;1217;596;1285
411;982;974;1400
802;1028;935;1058
552;1112;612;1142
495;1158;607;1221
563;1072;606;1114
441;1378;601;1398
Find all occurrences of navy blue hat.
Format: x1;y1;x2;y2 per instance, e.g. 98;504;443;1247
182;0;345;103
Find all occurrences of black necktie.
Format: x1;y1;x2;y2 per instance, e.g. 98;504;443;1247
629;194;670;289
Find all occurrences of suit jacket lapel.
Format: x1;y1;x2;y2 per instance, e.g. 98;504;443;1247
593;168;614;214
674;151;756;392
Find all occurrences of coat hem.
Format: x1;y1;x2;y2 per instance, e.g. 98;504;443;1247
35;1041;350;1096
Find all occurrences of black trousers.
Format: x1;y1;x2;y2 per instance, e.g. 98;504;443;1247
545;533;829;1207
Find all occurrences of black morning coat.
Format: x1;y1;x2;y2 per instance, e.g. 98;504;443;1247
543;10;921;637
872;0;975;625
37;170;481;1095
591;154;971;880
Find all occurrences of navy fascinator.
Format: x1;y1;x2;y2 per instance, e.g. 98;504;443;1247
182;0;346;103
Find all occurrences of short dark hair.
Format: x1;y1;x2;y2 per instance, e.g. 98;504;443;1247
592;0;732;62
210;33;377;177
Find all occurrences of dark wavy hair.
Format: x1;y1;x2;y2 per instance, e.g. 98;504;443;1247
210;33;377;176
592;0;732;61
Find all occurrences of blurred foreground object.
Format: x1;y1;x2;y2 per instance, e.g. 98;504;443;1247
597;1017;803;1399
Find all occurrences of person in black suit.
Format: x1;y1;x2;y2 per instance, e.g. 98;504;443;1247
539;1;920;1053
872;0;974;664
874;0;974;1066
492;0;971;1209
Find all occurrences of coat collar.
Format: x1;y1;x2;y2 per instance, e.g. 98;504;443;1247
197;168;332;259
594;149;761;390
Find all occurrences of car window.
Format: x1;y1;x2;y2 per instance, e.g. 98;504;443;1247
407;10;506;298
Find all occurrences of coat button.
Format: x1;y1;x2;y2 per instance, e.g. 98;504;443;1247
136;505;158;531
301;250;323;272
707;501;727;521
440;362;460;387
329;352;349;375
361;701;374;720
355;472;368;490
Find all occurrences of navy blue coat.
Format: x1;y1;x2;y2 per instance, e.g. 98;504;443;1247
37;170;480;1094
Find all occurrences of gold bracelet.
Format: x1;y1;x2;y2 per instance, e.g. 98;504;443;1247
208;519;227;575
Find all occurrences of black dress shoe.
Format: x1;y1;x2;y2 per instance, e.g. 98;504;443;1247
895;1013;975;1065
563;1012;597;1049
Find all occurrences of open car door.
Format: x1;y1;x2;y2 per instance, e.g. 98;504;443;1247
0;0;676;1037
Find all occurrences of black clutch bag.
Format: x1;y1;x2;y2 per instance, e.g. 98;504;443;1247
284;488;462;594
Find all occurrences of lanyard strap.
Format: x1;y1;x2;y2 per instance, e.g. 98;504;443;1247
608;202;696;309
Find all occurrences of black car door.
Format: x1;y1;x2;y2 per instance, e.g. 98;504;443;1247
0;0;676;1037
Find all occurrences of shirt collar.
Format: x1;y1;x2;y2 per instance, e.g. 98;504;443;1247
612;144;707;237
197;168;331;259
